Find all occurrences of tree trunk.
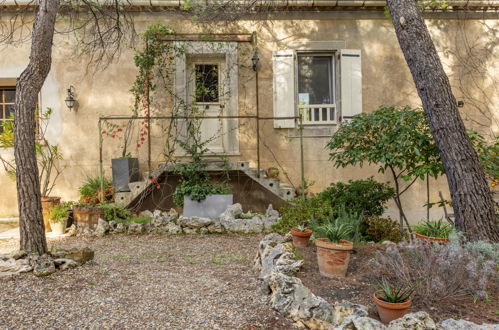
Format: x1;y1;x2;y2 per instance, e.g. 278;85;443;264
386;0;499;242
15;0;60;254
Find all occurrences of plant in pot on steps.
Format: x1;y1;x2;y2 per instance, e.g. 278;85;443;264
311;205;363;277
373;278;417;324
172;120;232;219
413;219;453;243
74;176;112;229
290;223;313;248
103;119;141;192
48;202;71;235
0;108;66;232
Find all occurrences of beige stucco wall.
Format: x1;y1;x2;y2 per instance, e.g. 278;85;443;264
0;12;497;222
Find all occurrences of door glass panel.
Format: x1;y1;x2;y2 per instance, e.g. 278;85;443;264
298;55;333;105
195;64;219;103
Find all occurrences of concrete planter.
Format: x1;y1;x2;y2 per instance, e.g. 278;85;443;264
112;158;140;192
183;194;234;219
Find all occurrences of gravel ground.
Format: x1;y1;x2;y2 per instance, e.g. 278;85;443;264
0;234;296;329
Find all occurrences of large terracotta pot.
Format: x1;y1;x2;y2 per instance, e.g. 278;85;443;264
315;238;353;278
373;291;412;324
414;232;449;244
290;227;313;248
41;196;61;233
73;205;103;229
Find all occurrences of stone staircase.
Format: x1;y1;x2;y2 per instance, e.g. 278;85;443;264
115;161;296;208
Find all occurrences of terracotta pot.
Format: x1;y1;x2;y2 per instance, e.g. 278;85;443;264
315;238;353;278
266;167;279;179
373;291;412;324
414;232;449;244
41;196;61;233
73;205;103;229
290;228;313;247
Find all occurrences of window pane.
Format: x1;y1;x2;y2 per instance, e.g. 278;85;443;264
4;90;15;103
298;55;333;105
5;105;14;119
195;64;219;103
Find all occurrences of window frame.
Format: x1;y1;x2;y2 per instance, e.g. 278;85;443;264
296;50;339;126
0;86;16;134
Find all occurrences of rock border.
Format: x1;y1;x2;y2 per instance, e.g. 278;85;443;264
73;204;280;237
254;233;498;330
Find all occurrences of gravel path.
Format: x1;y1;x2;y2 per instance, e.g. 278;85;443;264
0;234;296;329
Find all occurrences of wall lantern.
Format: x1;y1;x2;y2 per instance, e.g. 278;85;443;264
252;51;259;72
64;85;76;111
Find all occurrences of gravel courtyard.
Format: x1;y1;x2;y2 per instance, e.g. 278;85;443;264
0;234;296;329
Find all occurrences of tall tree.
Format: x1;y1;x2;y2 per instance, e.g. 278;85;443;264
15;0;60;254
386;0;499;242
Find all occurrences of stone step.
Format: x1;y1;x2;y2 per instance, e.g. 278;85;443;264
115;192;132;207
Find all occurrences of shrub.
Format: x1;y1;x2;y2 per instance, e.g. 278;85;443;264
319;178;395;217
272;196;331;234
99;204;130;222
375;278;416;303
414;219;453;238
48;202;71;224
369;239;496;304
364;217;406;242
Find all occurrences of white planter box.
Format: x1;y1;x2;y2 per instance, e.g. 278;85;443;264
183;194;234;219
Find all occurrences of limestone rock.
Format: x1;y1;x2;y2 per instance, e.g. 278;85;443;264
221;215;264;233
254;233;285;270
139;210;153;218
53;258;78;271
183;227;198;234
220;203;243;219
337;316;387;330
113;222;127;234
33;257;56;277
388;311;436;330
263;204;280;231
207;220;223;233
53;248;94;264
437;319;497;330
128;222;145;234
4;250;27;260
178;216;213;229
333;301;369;326
165;222;182;234
94;218;110;237
199;227;209;234
0;258;32;275
168;208;178;218
67;224;77;236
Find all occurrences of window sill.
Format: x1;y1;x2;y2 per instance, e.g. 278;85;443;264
287;125;338;138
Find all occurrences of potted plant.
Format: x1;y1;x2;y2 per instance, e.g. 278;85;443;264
0;109;66;232
413;219;453;243
373;278;416;324
266;167;279;179
73;176;111;229
48;202;71;235
290;223;313;248
173;123;232;219
104;119;141;192
312;207;361;277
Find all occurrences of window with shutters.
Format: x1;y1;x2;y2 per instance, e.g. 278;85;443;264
0;87;15;133
297;53;336;125
272;47;362;129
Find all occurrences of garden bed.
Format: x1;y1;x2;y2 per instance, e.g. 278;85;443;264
295;242;498;324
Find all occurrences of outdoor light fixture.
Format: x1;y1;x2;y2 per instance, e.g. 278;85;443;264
252;51;259;72
64;85;76;111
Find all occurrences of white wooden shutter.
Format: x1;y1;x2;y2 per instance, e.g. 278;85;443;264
340;49;362;121
273;50;296;128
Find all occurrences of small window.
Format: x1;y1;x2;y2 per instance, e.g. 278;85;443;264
0;87;15;133
297;53;336;125
195;64;219;103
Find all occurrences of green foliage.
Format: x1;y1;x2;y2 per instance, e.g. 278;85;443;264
364;217;406;243
172;121;231;207
0;108;65;195
468;130;498;183
98;204;130;222
327;106;444;181
272;196;332;235
79;176;113;205
376;278;416;303
414;219;453;238
319;178;395;217
48;202;71;224
311;205;363;244
128;217;151;224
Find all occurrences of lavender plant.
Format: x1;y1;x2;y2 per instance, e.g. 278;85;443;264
369;239;497;304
